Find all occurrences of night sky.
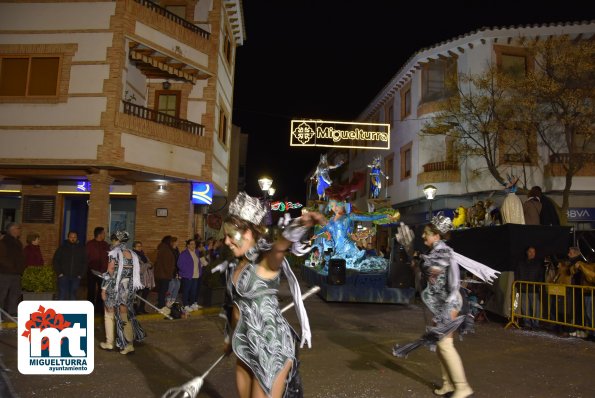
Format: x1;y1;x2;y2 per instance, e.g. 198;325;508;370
232;0;592;203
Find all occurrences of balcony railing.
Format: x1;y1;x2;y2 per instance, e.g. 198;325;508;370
123;101;205;136
503;153;533;163
550;153;595;163
134;0;210;39
422;161;458;173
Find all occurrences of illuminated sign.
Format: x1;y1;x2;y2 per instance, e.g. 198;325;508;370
192;182;213;205
270;201;303;212
567;208;595;222
76;181;91;192
290;119;390;150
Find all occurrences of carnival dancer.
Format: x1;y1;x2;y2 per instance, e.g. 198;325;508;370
218;192;325;398
99;231;146;354
367;155;388;199
310;154;343;201
311;198;399;272
392;216;500;398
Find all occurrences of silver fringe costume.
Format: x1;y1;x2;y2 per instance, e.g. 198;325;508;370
102;243;146;349
393;221;499;358
218;193;313;397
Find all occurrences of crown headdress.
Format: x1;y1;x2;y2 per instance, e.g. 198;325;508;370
431;213;453;234
111;230;129;242
228;192;267;225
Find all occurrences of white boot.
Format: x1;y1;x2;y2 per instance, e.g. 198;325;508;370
433;353;454;395
120;312;135;355
100;311;115;350
437;337;473;398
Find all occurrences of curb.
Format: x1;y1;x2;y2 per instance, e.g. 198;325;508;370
0;306;222;330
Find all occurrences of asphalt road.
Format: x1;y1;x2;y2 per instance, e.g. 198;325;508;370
2;279;595;398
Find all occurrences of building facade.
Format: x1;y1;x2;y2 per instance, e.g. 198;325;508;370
0;0;245;260
345;21;595;233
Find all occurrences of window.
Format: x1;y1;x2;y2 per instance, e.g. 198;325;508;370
499;127;536;164
218;108;228;145
501;54;527;77
155;90;180;118
386;102;394;127
494;45;532;78
400;142;413;180
421;58;456;103
400;82;412;119
0;56;60;97
385;154;394;187
223;30;233;65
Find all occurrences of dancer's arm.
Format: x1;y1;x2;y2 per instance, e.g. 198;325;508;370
263;212;326;272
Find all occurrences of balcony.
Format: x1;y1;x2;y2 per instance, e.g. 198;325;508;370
134;0;210;39
418;160;460;185
547;153;595;177
122;101;204;136
422;161;458;173
503;153;532;163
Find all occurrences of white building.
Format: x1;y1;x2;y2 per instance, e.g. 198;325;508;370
0;0;244;259
346;21;595;230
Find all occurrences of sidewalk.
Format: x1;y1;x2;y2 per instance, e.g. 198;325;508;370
0;290;221;330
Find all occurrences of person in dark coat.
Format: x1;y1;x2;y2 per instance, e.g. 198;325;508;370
154;235;177;308
86;226;110;312
53;231;87;300
0;223;25;316
23;232;44;267
515;246;545;329
532;186;560;226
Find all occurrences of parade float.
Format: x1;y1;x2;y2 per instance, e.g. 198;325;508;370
291;119;416;303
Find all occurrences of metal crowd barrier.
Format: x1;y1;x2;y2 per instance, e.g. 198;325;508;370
505;280;595;332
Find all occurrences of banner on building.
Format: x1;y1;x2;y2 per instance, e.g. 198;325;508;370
290;119;390;150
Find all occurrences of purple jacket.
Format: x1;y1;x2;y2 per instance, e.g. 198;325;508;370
177;249;202;279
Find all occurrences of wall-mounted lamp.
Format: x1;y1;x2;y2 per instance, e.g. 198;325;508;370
162;80;171;90
157;184;167;193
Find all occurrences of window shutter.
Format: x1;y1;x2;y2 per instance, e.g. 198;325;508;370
22;195;56;224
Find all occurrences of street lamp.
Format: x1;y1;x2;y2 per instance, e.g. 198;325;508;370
258;177;273;193
258;177;274;226
423;184;437;218
268;187;276;197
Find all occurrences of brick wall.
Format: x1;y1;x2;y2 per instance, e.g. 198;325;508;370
134;181;194;262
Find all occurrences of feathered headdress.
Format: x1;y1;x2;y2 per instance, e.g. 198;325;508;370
228;192;267;225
